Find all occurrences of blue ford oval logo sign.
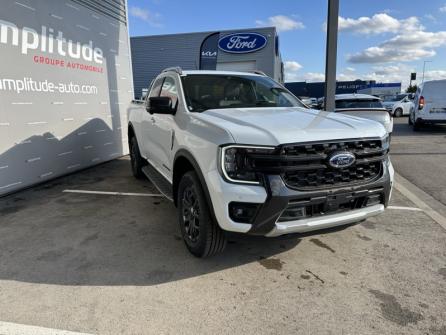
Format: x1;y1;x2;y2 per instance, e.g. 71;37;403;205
218;33;267;54
328;152;356;169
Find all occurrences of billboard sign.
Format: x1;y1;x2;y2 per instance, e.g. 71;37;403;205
218;32;267;54
0;0;133;196
199;32;219;70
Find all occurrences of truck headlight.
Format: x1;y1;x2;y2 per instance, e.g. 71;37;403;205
220;145;275;184
381;134;390;151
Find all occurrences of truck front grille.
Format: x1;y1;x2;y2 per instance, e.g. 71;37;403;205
248;138;387;190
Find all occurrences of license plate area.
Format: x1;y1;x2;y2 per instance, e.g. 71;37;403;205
430;108;446;114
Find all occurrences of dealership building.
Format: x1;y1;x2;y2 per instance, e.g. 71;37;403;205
0;1;401;197
130;27;284;98
0;0;133;196
356;82;402;99
285;80;402;99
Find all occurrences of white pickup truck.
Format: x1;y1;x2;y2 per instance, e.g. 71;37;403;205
128;68;394;257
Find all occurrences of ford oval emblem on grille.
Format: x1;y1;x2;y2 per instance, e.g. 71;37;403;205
328;152;356;169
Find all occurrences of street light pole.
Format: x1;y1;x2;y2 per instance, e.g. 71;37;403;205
324;0;339;112
422;60;432;83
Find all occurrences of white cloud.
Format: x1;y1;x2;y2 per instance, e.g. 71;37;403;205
285;72;325;83
337;73;359;81
256;15;305;32
340;12;446;64
283;61;303;81
364;66;445;89
304;72;325;82
348;30;446;63
361;64;415;89
129;6;162;27
440;4;446;12
338;13;423;35
283;61;327;83
423;70;446;81
284;61;302;72
424;14;437;23
286;64;444;90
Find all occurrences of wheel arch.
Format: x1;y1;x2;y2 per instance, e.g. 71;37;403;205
128;122;135;140
173;150;216;223
128;122;136;150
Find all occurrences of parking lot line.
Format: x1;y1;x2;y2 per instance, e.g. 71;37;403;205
387;206;423;211
63;189;163;197
0;321;94;335
394;173;446;231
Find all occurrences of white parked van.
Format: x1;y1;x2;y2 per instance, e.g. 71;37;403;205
409;80;446;130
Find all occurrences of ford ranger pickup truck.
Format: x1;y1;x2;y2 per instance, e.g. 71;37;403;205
128;68;394;257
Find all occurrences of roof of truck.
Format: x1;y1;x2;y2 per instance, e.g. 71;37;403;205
182;70;264;76
161;68;265;77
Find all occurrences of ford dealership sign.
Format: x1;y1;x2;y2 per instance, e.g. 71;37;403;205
218;33;267;54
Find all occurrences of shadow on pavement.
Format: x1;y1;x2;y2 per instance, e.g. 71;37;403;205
0;158;353;287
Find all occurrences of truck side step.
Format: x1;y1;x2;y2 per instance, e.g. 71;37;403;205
142;164;174;202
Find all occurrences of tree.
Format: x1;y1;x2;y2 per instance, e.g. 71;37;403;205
406;85;417;93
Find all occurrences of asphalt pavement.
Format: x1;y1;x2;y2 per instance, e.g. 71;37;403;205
391;117;446;206
0;120;445;335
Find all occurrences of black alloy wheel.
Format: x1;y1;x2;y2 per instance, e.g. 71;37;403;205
182;185;201;243
177;171;226;257
130;137;146;179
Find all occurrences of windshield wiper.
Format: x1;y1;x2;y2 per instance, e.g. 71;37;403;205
255;100;276;107
189;98;210;112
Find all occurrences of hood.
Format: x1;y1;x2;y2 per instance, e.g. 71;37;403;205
193;107;387;146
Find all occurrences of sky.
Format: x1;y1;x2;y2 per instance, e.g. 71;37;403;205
127;0;446;88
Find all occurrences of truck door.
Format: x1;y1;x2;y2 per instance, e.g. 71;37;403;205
150;76;178;177
141;77;164;163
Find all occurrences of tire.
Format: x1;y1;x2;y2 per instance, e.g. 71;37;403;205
413;119;422;131
177;171;226;257
408;112;414;125
129;136;146;179
394;108;403;118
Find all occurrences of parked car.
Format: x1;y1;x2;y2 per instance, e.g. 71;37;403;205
392;96;414;117
128;68;394;257
334;94;393;134
299;97;318;108
382;93;411;113
409;79;446;130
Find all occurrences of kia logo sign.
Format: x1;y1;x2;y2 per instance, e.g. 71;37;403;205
218;33;267;54
201;51;217;57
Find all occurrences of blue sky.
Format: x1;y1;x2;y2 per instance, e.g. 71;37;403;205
127;0;446;87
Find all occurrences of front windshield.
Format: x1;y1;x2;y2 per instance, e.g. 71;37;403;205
181;74;306;112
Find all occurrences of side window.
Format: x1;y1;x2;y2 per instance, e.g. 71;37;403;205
160;76;178;108
148;77;164;100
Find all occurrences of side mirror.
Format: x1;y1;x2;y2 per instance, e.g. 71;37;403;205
147;96;175;114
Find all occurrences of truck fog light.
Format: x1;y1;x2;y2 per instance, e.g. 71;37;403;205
278;204;307;222
366;194;382;206
229;202;260;224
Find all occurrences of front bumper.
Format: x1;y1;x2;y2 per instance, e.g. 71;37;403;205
266;204;384;237
207;161;393;236
247;162;392;235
